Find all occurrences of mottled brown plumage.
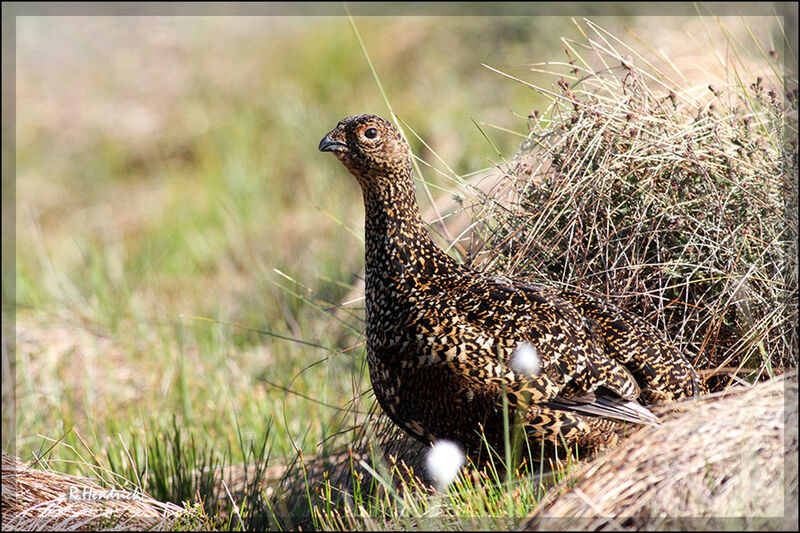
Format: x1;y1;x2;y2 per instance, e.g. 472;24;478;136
319;114;705;456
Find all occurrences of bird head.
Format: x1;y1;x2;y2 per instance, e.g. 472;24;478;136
319;114;413;187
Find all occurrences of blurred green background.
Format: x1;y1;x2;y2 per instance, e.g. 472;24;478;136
8;11;789;471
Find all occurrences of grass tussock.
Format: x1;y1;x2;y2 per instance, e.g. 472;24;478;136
464;19;797;391
1;451;207;531
523;373;798;530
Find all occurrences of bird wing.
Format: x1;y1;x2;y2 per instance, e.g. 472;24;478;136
504;279;643;402
558;289;705;402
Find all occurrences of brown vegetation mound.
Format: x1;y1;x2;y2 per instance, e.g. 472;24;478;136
1;452;205;531
523;373;798;530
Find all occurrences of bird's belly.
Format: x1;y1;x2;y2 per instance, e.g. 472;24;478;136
368;350;503;451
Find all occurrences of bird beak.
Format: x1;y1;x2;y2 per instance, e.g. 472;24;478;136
318;132;348;153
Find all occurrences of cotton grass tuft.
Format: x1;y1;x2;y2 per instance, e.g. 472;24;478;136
425;439;466;491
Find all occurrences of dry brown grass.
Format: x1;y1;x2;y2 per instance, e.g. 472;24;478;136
1;451;207;531
463;18;797;390
523;372;798;530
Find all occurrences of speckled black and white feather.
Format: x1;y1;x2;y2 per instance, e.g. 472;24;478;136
320;114;705;455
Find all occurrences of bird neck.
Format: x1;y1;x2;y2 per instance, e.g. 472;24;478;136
362;175;422;233
360;175;458;302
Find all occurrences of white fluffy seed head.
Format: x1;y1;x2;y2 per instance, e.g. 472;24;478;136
425;439;465;490
509;342;541;377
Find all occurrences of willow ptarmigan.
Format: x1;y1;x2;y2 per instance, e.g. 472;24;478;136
319;113;705;456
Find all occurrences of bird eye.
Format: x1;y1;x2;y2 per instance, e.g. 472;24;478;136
363;127;379;140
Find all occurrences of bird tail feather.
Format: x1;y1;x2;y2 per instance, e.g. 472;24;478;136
543;395;659;425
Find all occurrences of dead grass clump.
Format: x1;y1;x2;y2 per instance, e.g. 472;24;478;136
523;372;798;530
1;451;206;531
468;20;797;390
